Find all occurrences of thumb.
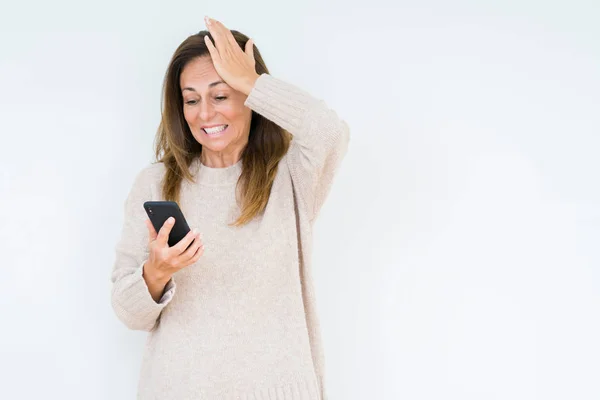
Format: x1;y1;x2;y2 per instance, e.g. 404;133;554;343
156;217;175;246
145;219;158;242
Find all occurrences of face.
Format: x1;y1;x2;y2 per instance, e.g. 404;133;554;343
180;56;252;165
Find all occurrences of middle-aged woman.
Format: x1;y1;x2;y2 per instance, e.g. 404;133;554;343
110;16;350;400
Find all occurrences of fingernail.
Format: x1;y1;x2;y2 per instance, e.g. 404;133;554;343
168;217;174;223
192;228;198;234
205;16;211;25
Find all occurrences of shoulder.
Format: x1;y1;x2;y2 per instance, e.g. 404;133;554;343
137;161;167;181
128;161;167;197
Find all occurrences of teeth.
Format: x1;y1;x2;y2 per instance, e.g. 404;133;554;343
204;125;227;134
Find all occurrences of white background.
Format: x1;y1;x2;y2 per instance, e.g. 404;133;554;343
1;0;599;399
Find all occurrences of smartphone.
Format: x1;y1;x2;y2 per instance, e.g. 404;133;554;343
143;201;192;247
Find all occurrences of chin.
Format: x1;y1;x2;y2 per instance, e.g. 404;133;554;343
201;141;231;151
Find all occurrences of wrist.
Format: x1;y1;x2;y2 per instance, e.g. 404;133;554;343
240;73;260;96
143;262;171;284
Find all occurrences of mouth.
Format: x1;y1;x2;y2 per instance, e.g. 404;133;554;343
202;124;229;138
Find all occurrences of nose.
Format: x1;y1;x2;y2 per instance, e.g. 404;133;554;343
199;99;216;121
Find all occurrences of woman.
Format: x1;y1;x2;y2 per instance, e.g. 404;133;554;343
111;16;350;400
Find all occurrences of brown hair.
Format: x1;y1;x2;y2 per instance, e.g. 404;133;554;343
153;30;291;227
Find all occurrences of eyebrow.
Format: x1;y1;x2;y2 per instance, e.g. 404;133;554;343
182;80;226;92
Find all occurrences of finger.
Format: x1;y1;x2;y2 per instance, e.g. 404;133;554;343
204;35;219;60
145;219;158;242
217;20;239;49
187;242;205;265
171;228;199;256
178;233;203;262
205;17;230;52
157;217;175;245
245;39;255;60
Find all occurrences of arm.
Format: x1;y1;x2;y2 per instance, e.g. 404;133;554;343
110;166;176;332
244;73;351;222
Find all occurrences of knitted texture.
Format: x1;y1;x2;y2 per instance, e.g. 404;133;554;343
110;73;350;399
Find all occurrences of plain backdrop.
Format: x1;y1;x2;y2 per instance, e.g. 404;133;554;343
1;0;599;399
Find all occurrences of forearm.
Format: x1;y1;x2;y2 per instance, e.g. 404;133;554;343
111;167;177;331
244;73;350;222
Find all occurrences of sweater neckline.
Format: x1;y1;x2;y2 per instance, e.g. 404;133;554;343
193;156;243;186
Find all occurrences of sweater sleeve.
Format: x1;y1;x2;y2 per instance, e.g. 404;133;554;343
110;166;176;332
244;73;350;222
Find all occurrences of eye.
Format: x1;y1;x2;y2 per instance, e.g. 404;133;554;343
185;100;197;105
216;96;227;101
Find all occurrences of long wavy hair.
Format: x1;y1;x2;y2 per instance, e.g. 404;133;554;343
153;30;291;227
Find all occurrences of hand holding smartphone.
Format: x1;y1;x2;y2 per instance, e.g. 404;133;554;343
144;201;191;247
142;201;205;282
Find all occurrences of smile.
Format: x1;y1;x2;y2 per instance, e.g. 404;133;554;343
202;125;228;137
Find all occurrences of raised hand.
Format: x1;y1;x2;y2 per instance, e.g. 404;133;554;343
203;16;260;96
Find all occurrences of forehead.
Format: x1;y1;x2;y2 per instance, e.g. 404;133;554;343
180;57;222;89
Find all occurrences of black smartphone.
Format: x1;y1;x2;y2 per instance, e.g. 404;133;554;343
143;201;191;247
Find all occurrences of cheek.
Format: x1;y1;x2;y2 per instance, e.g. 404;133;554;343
216;103;238;119
219;103;248;124
183;107;195;125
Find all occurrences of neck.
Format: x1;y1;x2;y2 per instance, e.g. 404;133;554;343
200;150;244;168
